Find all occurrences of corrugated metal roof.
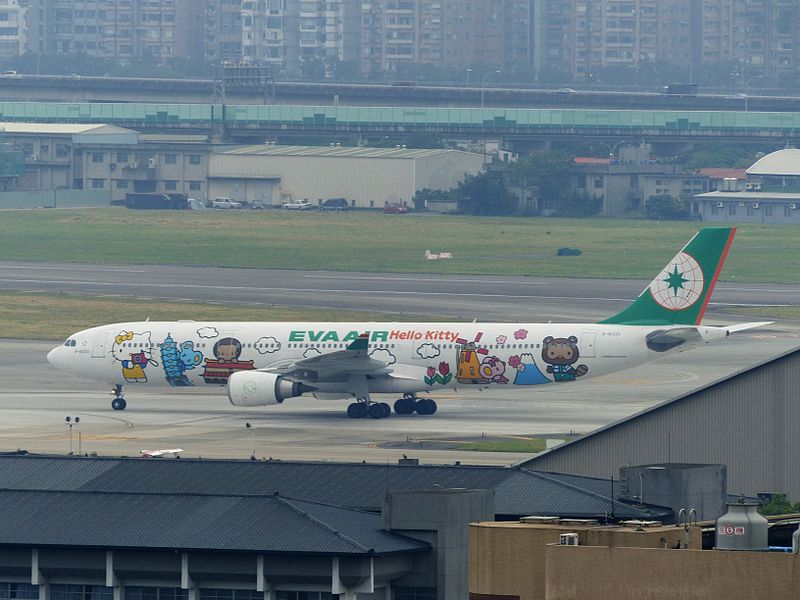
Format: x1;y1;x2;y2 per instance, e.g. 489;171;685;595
746;148;800;176
0;123;135;136
219;144;470;160
0;456;667;520
0;489;427;555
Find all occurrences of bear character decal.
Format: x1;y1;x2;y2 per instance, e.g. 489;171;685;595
541;336;589;382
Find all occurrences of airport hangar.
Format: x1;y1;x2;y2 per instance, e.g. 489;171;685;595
0;122;484;210
0;455;672;600
522;345;800;500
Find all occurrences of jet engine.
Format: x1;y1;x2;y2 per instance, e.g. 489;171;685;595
228;371;315;407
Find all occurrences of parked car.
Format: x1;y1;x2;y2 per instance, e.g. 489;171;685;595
383;202;408;214
211;197;242;209
283;199;315;210
319;198;349;212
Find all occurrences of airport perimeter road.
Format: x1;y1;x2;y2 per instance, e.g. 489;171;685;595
0;262;796;322
4;326;798;464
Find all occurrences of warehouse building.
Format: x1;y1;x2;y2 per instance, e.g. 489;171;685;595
522;346;800;500
207;145;484;209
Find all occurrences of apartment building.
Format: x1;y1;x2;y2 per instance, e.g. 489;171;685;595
205;0;243;63
25;0;200;60
0;0;27;58
362;0;531;75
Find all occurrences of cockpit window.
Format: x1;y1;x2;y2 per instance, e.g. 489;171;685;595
63;339;77;347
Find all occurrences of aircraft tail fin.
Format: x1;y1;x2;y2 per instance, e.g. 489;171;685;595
602;227;736;326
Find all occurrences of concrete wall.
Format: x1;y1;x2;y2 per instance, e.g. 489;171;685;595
385;489;494;600
0;190;109;208
470;522;701;600
544;545;800;600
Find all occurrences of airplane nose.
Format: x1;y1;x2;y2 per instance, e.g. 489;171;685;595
47;346;64;368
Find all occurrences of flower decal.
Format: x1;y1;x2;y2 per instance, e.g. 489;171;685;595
514;328;528;340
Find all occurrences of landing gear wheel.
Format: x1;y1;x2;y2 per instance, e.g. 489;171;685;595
347;402;368;419
415;398;437;416
394;397;416;415
111;397;127;411
369;402;391;419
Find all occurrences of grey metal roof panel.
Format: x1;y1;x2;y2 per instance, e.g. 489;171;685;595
0;456;665;520
0;490;426;556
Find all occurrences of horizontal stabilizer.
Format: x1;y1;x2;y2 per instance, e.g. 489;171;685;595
726;321;774;333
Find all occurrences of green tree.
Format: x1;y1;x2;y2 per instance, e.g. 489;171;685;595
645;194;693;221
413;188;454;212
455;171;515;216
300;57;326;81
759;494;800;516
507;151;576;215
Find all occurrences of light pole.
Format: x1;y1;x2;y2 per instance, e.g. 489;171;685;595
596;140;627;160
245;422;255;460
65;416;79;455
481;70;501;110
466;68;472;87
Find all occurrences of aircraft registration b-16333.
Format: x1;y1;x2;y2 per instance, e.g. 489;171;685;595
47;227;768;419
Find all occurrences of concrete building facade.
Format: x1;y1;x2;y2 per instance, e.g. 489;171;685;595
693;148;800;223
0;0;26;58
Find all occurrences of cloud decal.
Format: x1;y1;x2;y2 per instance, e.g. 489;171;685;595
197;327;219;339
303;348;322;358
370;349;397;365
255;336;281;354
416;343;441;359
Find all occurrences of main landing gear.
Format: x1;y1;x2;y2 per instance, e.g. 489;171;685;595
346;394;437;419
111;385;127;411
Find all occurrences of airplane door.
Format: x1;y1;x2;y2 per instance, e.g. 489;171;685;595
580;333;597;358
91;331;110;359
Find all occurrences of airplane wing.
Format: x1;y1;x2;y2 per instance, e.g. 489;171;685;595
726;321;774;333
264;333;392;382
141;448;183;458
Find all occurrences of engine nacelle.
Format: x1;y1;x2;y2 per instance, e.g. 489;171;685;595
228;371;314;407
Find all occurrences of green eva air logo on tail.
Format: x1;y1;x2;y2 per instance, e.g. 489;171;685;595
602;227;736;326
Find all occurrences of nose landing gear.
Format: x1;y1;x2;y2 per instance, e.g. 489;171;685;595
111;385;127;411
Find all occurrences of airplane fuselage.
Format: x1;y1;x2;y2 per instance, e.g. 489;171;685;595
48;320;718;397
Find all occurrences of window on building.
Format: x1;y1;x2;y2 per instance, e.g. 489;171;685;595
51;585;113;600
115;180;129;189
200;591;263;600
92;179;105;189
188;181;202;191
728;203;737;215
394;589;437;600
125;587;187;600
0;583;39;599
164;181;178;191
92;152;104;163
117;152;129;163
765;205;773;217
710;204;719;216
56;144;70;158
594;177;603;189
164;154;177;165
189;155;201;165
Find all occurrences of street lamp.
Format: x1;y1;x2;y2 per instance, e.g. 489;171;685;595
65;416;79;455
245;422;255;460
596;140;627;160
466;68;472;87
481;70;501;109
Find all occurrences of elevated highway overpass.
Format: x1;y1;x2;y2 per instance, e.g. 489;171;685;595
1;102;799;148
1;74;799;112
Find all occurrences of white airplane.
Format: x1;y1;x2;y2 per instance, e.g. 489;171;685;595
47;227;767;419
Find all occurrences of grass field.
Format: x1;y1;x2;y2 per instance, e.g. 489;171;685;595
0;292;432;340
0;208;797;283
